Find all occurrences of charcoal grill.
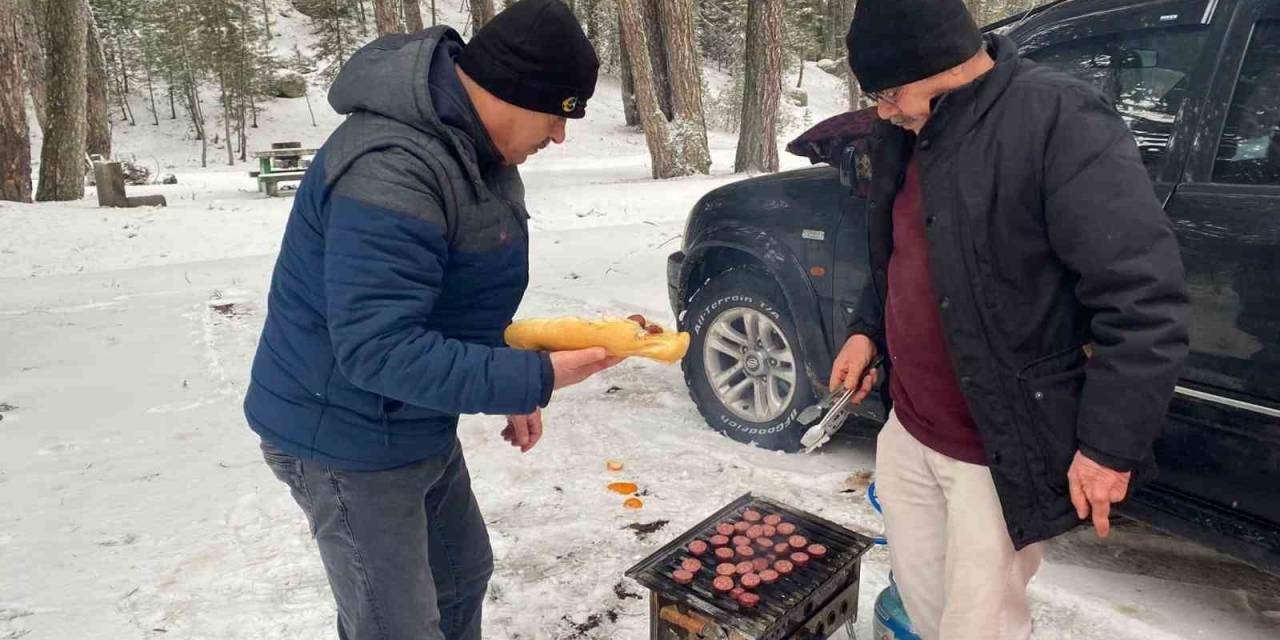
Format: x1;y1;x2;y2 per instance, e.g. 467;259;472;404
626;493;875;639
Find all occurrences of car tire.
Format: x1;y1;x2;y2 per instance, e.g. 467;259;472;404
681;268;817;452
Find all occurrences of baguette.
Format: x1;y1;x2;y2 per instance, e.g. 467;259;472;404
504;316;690;364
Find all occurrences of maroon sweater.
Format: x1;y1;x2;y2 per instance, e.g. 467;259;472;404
884;158;987;465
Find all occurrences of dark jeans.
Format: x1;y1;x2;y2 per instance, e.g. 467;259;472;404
261;439;493;640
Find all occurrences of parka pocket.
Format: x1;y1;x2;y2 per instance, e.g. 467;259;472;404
1018;347;1089;494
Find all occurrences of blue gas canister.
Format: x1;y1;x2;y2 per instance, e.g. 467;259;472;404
866;482;919;640
872;572;920;640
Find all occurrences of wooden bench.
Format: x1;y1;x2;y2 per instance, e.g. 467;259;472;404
258;170;309;197
251;142;318;197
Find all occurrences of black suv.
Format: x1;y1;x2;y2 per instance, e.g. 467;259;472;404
667;0;1280;574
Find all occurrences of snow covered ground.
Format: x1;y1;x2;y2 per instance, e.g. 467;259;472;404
3;4;1280;639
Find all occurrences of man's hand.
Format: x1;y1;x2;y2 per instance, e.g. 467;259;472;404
1067;450;1132;538
829;334;878;403
502;408;543;453
551;347;624;390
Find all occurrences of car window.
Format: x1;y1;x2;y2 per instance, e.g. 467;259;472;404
1213;20;1280;185
1026;26;1208;176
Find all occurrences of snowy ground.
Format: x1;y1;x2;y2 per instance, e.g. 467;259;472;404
4;4;1280;640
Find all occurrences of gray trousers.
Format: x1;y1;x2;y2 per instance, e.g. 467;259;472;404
261;439;494;640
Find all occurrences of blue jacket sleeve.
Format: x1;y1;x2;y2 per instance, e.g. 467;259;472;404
322;149;549;416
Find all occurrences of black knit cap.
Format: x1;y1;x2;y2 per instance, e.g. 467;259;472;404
846;0;983;93
458;0;600;119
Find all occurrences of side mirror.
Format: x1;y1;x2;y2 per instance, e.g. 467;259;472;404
839;145;857;188
839;145;872;198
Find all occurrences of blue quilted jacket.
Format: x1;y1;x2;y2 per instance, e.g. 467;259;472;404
244;27;553;470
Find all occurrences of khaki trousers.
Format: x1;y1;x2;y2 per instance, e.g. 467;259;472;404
875;411;1044;640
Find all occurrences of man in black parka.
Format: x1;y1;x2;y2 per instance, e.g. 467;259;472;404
830;1;1191;637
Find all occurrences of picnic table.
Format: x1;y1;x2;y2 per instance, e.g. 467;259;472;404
251;142;318;197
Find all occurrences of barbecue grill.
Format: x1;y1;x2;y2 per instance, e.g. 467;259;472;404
626;493;876;639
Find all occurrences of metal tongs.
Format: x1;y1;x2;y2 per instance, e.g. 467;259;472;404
798;357;882;453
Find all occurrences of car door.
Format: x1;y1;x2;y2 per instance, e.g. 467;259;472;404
1017;0;1219;202
1158;0;1280;533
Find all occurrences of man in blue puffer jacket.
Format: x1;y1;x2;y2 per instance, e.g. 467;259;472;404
245;2;615;637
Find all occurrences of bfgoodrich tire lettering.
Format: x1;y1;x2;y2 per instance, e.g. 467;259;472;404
682;268;816;452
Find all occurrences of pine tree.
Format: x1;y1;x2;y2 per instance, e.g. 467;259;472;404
373;0;402;35
290;45;319;127
36;0;89;201
311;0;361;82
468;0;494;34
85;2;112;158
404;0;424;31
1;0;33;202
18;0;49;131
617;0;682;178
735;0;782;173
656;0;710;174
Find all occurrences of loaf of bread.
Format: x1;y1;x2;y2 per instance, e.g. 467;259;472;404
504;315;690;364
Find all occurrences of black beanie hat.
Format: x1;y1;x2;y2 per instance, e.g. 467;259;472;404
846;0;983;93
458;0;600;119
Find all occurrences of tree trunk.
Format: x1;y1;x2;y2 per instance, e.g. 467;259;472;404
619;13;640;127
617;0;682;179
110;38;135;125
220;70;233;166
735;0;782;174
168;73;177;119
618;13;639;127
1;0;33;202
430;0;436;26
356;0;368;34
17;0;47;132
373;0;402;35
249;87;259;128
640;0;671;120
144;59;159;125
469;0;494;33
582;0;596;39
333;1;348;67
655;0;710;174
84;3;111;159
304;90;317;126
36;0;88;201
404;0;423;30
261;0;272;41
120;48;129;94
824;0;855;60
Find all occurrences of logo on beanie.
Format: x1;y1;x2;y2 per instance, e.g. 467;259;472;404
562;97;579;113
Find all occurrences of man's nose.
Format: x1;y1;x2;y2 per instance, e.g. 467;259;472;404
876;101;897;121
550;119;567;144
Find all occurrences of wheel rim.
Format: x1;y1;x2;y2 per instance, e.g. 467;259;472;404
703;307;798;423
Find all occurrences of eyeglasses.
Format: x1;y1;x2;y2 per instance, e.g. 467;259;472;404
867;88;902;107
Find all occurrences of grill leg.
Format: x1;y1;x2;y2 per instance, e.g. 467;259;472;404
650;592;662;640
